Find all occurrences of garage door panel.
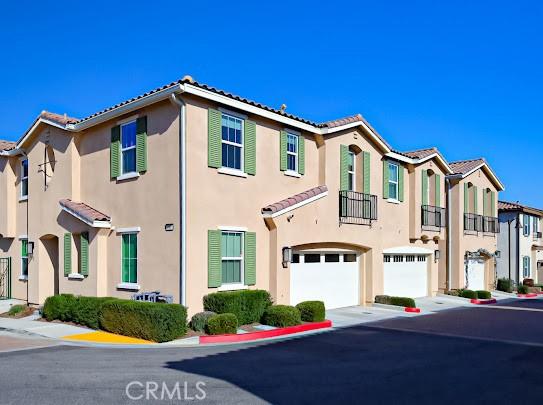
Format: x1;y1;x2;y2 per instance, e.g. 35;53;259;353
466;259;485;290
383;257;428;298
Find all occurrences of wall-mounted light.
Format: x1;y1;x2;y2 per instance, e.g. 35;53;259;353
494;250;501;258
282;247;292;268
434;249;440;262
27;241;35;256
164;224;174;232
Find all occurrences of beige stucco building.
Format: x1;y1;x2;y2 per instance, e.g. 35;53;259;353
0;77;504;315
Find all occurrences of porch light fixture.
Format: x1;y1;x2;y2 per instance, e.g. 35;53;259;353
494;250;501;258
282;247;292;268
27;241;35;256
434;249;440;262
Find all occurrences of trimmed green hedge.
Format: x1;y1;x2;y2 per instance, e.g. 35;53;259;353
517;285;529;294
475;290;491;299
497;278;513;293
261;305;301;327
459;289;478;299
100;300;187;342
374;295;416;308
42;294;76;322
190;311;216;332
206;313;238;335
203;290;272;325
295;301;325;322
71;296;120;329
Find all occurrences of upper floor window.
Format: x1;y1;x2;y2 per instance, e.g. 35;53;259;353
347;151;355;191
21;159;28;198
388;162;399;200
533;216;539;234
523;214;531;236
221;113;243;170
121;121;137;174
286;133;298;172
523;256;531;278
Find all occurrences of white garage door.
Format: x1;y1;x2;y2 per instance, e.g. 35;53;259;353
466;259;485;290
290;252;359;309
383;254;428;298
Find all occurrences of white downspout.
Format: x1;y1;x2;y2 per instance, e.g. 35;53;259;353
446;177;452;290
170;89;187;306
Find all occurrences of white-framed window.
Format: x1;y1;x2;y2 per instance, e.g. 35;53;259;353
221;231;244;285
221;113;244;171
384;255;391;262
120;120;137;175
533;217;539;235
406;255;416;262
286;133;298;172
21;239;28;278
393;255;404;263
523;214;530;236
523;256;531;278
417;255;426;262
121;232;138;284
347;151;355;191
21;159;28;198
388;162;399;200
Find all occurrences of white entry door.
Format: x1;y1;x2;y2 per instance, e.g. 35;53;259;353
383;254;428;298
290;252;359;309
466;259;485;290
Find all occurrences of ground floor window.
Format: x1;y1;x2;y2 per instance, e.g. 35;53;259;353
122;233;137;283
21;239;28;277
221;231;243;284
523;256;531;278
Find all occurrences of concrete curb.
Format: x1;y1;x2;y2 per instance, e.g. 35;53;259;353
372;303;421;313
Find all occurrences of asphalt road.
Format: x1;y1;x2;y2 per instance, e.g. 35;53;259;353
1;299;542;405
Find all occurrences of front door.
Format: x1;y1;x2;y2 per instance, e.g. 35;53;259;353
0;257;11;299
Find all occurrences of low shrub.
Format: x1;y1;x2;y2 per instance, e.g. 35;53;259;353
71;296;120;329
295;301;325;322
203;290;272;325
459;289;478;299
7;304;26;316
100;301;187;342
497;278;513;293
374;295;416;308
517;285;529;294
42;294;76;322
261;305;301;327
190;311;216;332
444;290;460;297
206;313;238;335
475;290;491;300
523;278;535;287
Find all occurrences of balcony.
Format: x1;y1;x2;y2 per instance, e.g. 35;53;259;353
421;205;446;228
482;216;499;234
339;191;377;225
464;213;499;234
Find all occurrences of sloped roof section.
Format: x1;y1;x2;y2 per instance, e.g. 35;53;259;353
449;158;486;175
0;140;16;151
262;186;328;217
40;111;78;125
397;147;438;159
60;199;111;228
498;200;543;216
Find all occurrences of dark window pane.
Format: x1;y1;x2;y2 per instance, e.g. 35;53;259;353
222;143;228;167
233;145;241;170
287;154;296;171
121;122;136;148
304;254;321;263
344;254;357;262
292;254;300;263
123;148;136;173
325;254;340;262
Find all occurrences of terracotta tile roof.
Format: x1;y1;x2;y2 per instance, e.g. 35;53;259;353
396;147;438;159
498;200;543;216
320;114;364;128
449;158;486;175
262;185;328;215
60;199;110;225
40;110;78;125
0;140;16;151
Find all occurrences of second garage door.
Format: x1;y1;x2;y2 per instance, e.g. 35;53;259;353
383;254;428;298
290;251;360;309
466;259;485;290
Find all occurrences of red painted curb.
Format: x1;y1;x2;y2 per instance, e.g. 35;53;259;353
404;307;421;313
199;320;333;344
470;298;497;305
517;293;538;298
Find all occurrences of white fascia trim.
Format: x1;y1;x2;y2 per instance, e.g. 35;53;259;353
447;163;505;191
323;121;392;153
18;118;73;148
116;227;141;234
386;152;453;175
0;148;22;157
383;246;433;255
263;191;328;218
218;226;248;232
60;204;111;229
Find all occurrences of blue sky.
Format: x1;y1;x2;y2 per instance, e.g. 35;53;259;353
1;1;541;205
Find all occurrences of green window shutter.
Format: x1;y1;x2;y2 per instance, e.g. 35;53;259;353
64;233;71;276
208;230;222;288
298;135;305;175
21;240;27;257
110;126;121;178
208;108;222;168
398;164;405;202
491;191;496;217
80;232;89;276
340;145;349;191
421;170;428;206
464;183;469;213
382;161;389;199
473;185;478;213
244;120;256;175
363;152;370;194
244;232;256;286
279;131;287;171
136;116;147;173
435;174;441;207
482;189;487;217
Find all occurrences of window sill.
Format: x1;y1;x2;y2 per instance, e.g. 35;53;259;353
18;275;28;281
116;172;140;182
387;198;401;204
117;282;140;291
68;273;85;280
19;196;28;202
284;170;302;178
217;167;247;178
218;283;248;292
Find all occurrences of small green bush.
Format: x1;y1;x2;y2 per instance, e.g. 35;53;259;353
42;294;76;321
203;289;272;325
459;289;478;299
444;290;460;297
190;311;216;332
475;290;491;299
261;305;301;327
71;296;120;329
517;285;529;294
523;278;535;287
295;301;325;322
497;278;513;293
374;295;416;308
206;313;238;335
7;304;26;316
100;301;187;342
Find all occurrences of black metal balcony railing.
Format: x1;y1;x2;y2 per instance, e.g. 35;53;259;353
339;191;377;225
421;205;446;228
533;231;542;240
482;216;500;234
464;213;482;232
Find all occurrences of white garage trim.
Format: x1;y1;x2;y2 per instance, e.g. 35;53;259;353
383;246;433;255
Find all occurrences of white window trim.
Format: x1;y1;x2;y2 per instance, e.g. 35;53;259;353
387;198;401;204
217;167;247;178
18;275;28;281
120;232;138;285
523;214;530;237
20;238;28;280
218;283;248;292
68;273;85;280
347;151;355;191
284;170;302;178
117;114;139;125
116;282;141;291
218;107;248;120
220;230;245;288
116;172;140;182
220;112;244;172
120;120;138;176
218;226;248;232
116;227;141;234
286;132;299;173
388;162;399;200
20;159;28;199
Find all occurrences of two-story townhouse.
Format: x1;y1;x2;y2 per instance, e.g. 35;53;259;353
442;159;505;292
496;201;543;285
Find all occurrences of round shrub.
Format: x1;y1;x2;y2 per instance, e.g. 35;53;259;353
517;285;529;294
42;294;76;322
497;278;513;293
295;301;325;322
190;311;216;332
523;278;535;287
203;289;272;325
375;295;416;308
459;289;477;299
476;290;491;299
261;305;301;327
206;313;238;335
